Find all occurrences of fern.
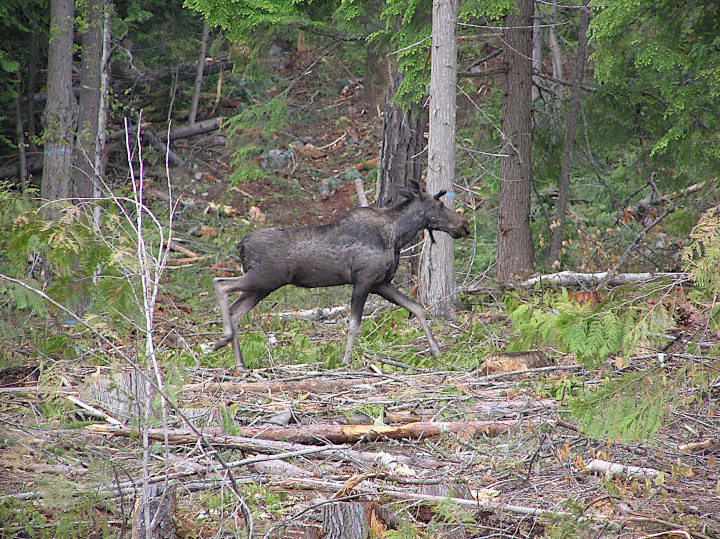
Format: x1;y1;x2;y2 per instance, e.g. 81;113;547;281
507;288;676;368
569;368;688;443
685;205;720;295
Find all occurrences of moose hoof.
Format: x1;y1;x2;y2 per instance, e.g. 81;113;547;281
214;334;233;351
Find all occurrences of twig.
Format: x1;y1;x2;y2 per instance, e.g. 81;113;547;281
66;395;122;425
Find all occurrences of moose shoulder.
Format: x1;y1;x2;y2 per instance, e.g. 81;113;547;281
213;179;470;369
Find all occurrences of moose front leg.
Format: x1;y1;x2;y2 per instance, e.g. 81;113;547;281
372;282;441;358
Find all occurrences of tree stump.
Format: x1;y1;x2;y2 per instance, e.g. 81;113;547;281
132;483;177;539
321;501;396;539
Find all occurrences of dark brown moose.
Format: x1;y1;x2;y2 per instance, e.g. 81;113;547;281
213;179;470;369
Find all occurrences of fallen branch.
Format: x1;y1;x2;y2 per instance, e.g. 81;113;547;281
147;188;239;216
66;395;122;425
205;420;520;444
89;419;521;445
87;424;437;470
183;375;394;396
272;477;569;519
517;271;686;288
583;458;661;480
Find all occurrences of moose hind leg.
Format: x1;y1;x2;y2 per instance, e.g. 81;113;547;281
372;282;441;358
344;285;371;365
227;290;269;369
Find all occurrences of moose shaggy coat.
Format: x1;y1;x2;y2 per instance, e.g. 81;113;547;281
213;179;470;368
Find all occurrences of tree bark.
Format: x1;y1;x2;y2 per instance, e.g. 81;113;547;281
188;18;210;125
42;0;77;216
321;503;373;539
497;0;535;282
15;82;28;192
531;2;542;103
376;63;426;208
548;2;564;100
74;0;105;200
26;29;41;154
419;0;460;318
548;1;591;267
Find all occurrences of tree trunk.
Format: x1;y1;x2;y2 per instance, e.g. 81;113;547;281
531;2;542;103
321;503;370;539
419;0;460;319
74;0;105;200
362;43;385;120
43;0;77;216
188;18;210;125
548;2;563;100
26;29;40;154
497;0;535;282
376;63;426;208
15;82;27;192
548;1;591;267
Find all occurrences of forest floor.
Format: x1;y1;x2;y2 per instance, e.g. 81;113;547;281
1;51;719;538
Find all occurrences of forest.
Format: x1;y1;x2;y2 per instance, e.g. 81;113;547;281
1;0;719;537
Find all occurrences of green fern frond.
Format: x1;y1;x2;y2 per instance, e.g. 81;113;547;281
570;369;686;443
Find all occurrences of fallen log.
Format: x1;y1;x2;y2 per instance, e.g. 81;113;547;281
212;420;520;444
583;458;661;480
87;424;438;469
183;376;396;396
89;419;521;445
516;271;686;288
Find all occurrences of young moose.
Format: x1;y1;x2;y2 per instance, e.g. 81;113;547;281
213;179;470;369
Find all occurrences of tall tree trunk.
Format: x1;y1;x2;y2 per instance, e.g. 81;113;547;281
43;0;77;216
548;2;563;100
188;18;210;125
419;0;459;319
531;2;542;103
376;63;426;208
74;0;105;200
548;1;591;267
362;43;385;120
497;0;535;282
26;29;40;154
92;0;112;226
15;81;28;192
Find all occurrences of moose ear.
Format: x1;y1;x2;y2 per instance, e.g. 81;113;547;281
433;189;448;200
407;178;423;196
394;185;412;199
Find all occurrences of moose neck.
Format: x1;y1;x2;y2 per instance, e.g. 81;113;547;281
387;197;431;249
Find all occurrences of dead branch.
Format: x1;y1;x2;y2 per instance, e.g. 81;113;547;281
583;458;661;480
183;375;395;396
270;477;570;519
516;271;685;288
89;419;521;445
147;188;239;216
87;424;437;470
